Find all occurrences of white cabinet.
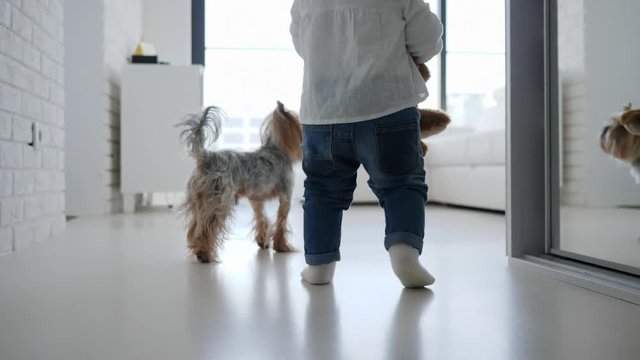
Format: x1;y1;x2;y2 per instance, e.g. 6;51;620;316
121;65;203;211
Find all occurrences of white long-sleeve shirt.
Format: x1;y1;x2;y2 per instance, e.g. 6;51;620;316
290;0;443;124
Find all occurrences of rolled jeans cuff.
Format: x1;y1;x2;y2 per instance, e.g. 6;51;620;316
384;232;424;255
305;250;341;266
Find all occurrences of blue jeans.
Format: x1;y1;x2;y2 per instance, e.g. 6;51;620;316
302;107;428;265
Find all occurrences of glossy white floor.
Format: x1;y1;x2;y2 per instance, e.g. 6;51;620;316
1;203;639;360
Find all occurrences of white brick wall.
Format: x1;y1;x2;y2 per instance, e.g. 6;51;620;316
0;0;65;256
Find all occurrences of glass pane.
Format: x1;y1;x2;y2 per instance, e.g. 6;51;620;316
203;0;442;149
205;0;294;49
445;0;505;130
419;1;441;110
204;0;303;150
419;54;442;111
553;0;640;273
446;0;505;53
203;49;303;150
446;53;505;129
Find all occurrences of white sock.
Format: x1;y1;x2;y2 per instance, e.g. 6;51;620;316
301;262;336;285
388;244;435;288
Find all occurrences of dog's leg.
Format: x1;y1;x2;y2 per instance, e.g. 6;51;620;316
250;199;270;249
191;209;216;263
272;194;294;252
197;204;233;263
186;217;200;257
189;225;215;264
187;195;232;263
184;194;214;263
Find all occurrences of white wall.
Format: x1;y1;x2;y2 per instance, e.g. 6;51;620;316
65;0;191;215
65;0;142;216
142;0;192;65
64;0;104;216
0;0;66;255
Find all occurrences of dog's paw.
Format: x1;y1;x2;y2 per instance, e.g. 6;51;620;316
255;233;271;249
273;241;295;253
256;240;271;249
195;250;213;263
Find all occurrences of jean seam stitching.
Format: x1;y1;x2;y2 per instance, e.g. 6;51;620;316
375;123;418;134
304;125;332;132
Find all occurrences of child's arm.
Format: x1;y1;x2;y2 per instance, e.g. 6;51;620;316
404;0;444;64
289;2;303;57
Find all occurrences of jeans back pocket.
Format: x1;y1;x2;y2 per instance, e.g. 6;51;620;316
302;125;335;176
375;122;420;176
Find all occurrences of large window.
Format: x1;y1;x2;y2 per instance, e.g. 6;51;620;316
201;1;443;150
444;0;505;130
203;0;302;150
199;1;506;146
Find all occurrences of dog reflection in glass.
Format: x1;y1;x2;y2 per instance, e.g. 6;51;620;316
600;104;640;183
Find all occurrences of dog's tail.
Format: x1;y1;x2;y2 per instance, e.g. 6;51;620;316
177;106;225;160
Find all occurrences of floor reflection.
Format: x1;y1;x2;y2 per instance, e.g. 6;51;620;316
250;250;300;359
385;288;434;360
304;283;343;360
185;248;302;359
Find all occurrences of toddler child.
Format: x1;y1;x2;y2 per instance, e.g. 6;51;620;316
290;0;443;287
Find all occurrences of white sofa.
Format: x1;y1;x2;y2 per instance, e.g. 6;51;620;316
293;127;506;211
425;128;506;211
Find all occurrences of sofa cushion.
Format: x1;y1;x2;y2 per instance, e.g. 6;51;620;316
427;165;506;211
426;128;505;166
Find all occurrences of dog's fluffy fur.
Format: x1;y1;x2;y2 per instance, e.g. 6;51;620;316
600;106;640;183
178;102;302;263
416;63;451;155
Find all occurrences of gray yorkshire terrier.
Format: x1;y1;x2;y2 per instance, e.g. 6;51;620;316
178;102;302;263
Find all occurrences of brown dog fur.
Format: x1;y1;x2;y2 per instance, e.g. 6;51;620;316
179;103;302;263
600;107;640;163
416;63;451;155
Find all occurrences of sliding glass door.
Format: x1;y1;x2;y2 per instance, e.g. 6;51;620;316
507;0;639;302
548;0;640;275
